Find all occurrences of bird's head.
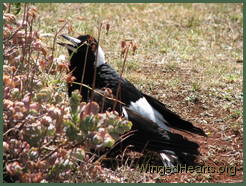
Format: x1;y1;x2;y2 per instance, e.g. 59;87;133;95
58;34;106;68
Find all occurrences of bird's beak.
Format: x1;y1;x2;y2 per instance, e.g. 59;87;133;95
57;34;81;53
57;42;77;53
60;34;81;46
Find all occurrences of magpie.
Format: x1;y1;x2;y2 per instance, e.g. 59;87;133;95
58;34;206;136
58;34;206;166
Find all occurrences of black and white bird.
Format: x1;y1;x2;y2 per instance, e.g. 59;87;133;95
58;34;206;166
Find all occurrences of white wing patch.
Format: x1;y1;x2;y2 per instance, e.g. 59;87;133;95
129;97;169;131
95;45;106;67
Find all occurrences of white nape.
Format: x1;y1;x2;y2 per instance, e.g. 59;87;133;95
129;97;169;131
95;45;106;67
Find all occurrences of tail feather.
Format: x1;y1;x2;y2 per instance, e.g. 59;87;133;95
143;93;207;136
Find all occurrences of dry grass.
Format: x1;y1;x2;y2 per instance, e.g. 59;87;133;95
4;3;243;183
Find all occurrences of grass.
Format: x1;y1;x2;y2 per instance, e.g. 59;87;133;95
3;3;243;183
